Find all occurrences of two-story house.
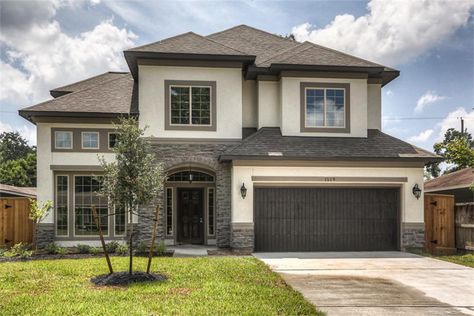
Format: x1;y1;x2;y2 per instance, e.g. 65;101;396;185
19;25;439;251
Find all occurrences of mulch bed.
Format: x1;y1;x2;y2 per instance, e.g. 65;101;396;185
91;271;167;286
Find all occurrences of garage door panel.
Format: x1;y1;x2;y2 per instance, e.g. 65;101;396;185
254;187;399;252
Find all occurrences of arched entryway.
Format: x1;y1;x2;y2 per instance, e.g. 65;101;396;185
164;166;216;245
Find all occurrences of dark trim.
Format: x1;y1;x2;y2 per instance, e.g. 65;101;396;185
281;71;368;79
50;165;104;171
300;82;351;133
51;128;115;153
137;58;243;68
232;160;425;168
19;110;136;124
164;80;217;131
149;137;241;144
257;75;279;81
251;176;408;183
368;78;383;84
220;155;441;164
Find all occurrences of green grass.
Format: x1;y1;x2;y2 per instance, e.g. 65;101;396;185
408;248;474;268
0;256;321;316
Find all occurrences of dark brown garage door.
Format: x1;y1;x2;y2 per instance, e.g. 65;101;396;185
254;187;399;252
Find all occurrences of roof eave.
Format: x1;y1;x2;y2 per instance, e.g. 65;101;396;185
18;110;137;124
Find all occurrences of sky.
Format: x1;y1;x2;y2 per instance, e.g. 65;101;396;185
0;0;473;154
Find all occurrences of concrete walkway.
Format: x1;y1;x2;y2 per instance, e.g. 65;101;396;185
168;244;217;257
254;252;474;316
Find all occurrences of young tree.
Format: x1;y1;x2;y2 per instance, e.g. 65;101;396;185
99;117;163;274
29;199;52;251
428;128;474;177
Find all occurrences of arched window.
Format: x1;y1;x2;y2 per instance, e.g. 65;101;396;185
166;170;214;183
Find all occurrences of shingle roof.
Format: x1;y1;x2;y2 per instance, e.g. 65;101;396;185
20;73;137;119
220;128;440;162
50;72;128;98
126;31;250;56
425;168;474;191
0;184;36;198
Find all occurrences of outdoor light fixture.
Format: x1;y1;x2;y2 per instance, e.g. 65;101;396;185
240;183;247;199
188;166;193;184
412;184;422;199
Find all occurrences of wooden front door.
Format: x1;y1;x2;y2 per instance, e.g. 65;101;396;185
424;194;455;252
177;188;204;244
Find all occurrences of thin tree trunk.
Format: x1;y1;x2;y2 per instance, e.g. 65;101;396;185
146;206;160;274
92;205;113;274
129;205;133;275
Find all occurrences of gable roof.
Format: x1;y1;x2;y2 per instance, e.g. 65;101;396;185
425;168;474;191
50;72;128;98
220;128;440;163
0;184;36;198
20;73;137;122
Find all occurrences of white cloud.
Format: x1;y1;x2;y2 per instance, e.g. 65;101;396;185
437;107;474;141
414;91;445;113
0;122;36;146
291;0;474;65
386;89;393;96
408;129;434;142
0;0;137;107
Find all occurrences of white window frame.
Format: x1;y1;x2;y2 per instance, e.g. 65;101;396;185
54;131;73;149
169;85;213;127
108;132;117;150
81;131;100;149
55;174;69;237
305;87;346;129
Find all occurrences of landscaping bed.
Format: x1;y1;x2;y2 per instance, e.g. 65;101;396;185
408;248;474;268
0;256;321;315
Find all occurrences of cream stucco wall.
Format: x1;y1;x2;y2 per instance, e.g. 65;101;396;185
231;165;424;225
367;83;382;130
280;77;368;137
36;122;115;223
257;81;280;128
139;65;243;139
242;79;258;128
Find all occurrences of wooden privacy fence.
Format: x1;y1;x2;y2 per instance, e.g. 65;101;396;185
455;203;474;250
0;198;34;247
424;194;455;253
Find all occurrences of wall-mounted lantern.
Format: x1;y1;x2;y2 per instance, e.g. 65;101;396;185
240;183;247;199
188;167;193;184
412;184;422;199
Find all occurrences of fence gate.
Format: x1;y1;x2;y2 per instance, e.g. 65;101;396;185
424;194;455;253
0;198;34;247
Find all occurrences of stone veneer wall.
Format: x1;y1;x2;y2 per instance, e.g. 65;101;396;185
401;222;425;249
36;223;55;248
135;142;234;248
231;223;254;249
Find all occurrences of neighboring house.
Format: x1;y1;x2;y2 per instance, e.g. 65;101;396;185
19;25;440;250
0;184;36;199
425;168;474;203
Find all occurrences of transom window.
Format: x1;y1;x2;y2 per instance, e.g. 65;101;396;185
167;171;214;183
55;131;73;149
82;132;99;149
305;88;345;128
170;86;211;125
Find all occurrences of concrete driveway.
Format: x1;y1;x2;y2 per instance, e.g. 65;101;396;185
254;252;474;316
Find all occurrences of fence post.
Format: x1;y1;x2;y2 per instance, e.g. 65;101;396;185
92;205;113;274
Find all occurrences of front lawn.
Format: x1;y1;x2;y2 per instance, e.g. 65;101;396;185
0;256;321;315
408;248;474;268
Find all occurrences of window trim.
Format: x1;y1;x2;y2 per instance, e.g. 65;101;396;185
54;131;73;149
300;82;351;133
108;132;117;150
81;131;100;150
55;174;69;237
164;80;217;131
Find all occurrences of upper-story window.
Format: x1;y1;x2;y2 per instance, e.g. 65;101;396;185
165;80;217;131
55;131;73;149
81;132;99;149
300;82;351;133
108;132;118;149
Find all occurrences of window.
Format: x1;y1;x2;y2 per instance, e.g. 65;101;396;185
300;83;350;133
114;207;126;236
165;80;216;131
166;188;173;236
55;131;73;149
74;176;108;236
208;188;214;236
108;133;118;149
56;175;68;236
82;132;99;149
167;171;214;182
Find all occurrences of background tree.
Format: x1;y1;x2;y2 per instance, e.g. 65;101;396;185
99;117;163;274
0;132;36;186
428;128;474;178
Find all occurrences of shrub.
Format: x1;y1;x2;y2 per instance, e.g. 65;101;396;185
156;241;166;256
3;243;32;258
116;244;129;256
77;244;91;254
106;241;120;253
0;247;6;257
136;241;147;254
56;247;68;256
45;242;59;255
90;247;100;256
